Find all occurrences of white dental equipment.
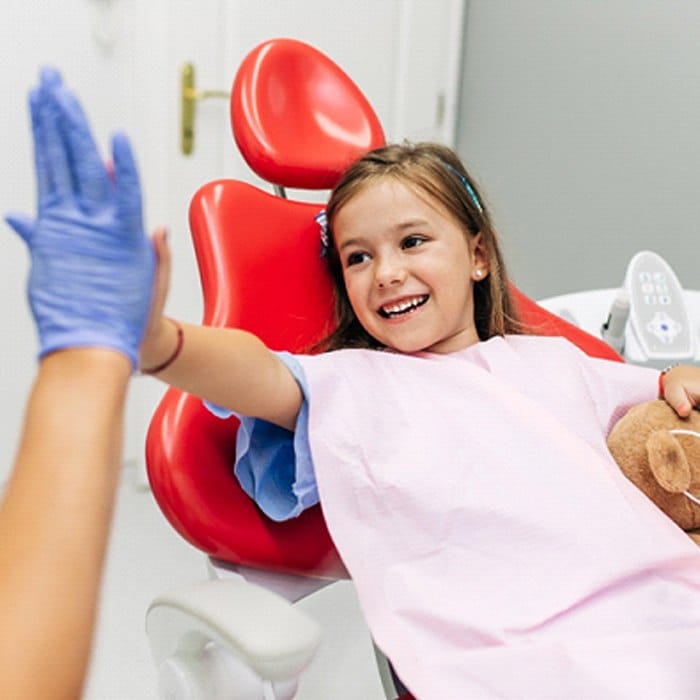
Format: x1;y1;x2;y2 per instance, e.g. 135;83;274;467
540;250;700;369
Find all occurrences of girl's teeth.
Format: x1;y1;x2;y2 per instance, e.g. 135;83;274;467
382;296;427;316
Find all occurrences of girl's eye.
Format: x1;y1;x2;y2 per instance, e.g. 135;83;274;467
346;251;370;267
402;235;427;249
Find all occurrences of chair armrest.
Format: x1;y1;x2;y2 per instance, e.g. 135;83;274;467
146;579;321;698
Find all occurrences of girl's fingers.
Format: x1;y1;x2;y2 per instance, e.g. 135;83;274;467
144;227;171;339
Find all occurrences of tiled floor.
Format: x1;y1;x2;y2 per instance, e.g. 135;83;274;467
81;463;386;699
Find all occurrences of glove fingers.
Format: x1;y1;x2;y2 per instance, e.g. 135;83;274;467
39;66;63;90
29;88;51;203
29;68;65;206
5;212;36;245
53;86;110;210
36;75;73;204
111;132;144;236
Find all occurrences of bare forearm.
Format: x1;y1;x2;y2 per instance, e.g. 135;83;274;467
142;319;302;429
0;349;131;700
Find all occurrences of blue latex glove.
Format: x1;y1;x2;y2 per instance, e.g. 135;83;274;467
6;68;155;369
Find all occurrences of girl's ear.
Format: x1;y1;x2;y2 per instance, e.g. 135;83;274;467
470;232;489;280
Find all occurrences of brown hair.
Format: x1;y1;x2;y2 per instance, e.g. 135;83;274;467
318;141;521;351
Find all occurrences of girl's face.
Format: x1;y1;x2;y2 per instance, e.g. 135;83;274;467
333;177;488;354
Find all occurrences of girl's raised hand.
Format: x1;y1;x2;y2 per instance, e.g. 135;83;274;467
138;227;179;373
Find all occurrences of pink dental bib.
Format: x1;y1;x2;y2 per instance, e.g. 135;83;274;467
297;336;700;699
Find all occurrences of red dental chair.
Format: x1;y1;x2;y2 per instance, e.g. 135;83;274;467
145;38;622;700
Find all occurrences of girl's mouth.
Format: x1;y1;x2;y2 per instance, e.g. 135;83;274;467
378;294;429;318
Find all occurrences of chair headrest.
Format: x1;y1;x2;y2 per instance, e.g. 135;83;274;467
231;38;385;190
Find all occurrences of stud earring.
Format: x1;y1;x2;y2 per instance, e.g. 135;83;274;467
474;269;482;278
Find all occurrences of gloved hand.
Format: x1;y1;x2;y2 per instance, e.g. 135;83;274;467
6;68;155;369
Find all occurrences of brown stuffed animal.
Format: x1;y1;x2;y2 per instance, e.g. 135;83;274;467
607;400;700;544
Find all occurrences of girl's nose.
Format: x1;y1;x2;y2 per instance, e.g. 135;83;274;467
375;254;406;288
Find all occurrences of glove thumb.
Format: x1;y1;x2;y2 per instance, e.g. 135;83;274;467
5;212;36;245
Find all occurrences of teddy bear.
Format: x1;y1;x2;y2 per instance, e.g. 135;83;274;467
607;400;700;545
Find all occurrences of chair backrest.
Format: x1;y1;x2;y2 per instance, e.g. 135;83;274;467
146;182;348;578
231;38;385;189
146;38;622;581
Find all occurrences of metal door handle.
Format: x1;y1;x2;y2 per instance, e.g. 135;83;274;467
181;62;228;155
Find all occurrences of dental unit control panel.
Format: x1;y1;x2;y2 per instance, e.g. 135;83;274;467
615;251;695;367
539;250;700;369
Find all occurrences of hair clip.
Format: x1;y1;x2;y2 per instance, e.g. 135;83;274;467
316;209;329;257
443;162;483;214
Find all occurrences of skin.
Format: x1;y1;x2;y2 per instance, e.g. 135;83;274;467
140;231;304;431
333;177;488;355
0;348;131;700
662;365;700;418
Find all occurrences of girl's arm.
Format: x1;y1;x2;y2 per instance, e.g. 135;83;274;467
660;365;700;417
140;232;303;431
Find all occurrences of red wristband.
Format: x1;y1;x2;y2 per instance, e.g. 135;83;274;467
141;319;184;375
658;364;679;399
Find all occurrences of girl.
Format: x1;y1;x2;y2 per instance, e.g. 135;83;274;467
146;142;700;699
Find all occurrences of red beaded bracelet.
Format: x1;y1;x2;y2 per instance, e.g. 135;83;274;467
658;364;679;399
141;319;184;375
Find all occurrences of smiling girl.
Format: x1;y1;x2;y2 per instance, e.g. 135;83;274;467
141;141;700;699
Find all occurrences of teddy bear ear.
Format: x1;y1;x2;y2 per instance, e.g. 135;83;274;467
647;430;691;492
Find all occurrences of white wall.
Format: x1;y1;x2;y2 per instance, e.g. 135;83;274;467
457;1;700;299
